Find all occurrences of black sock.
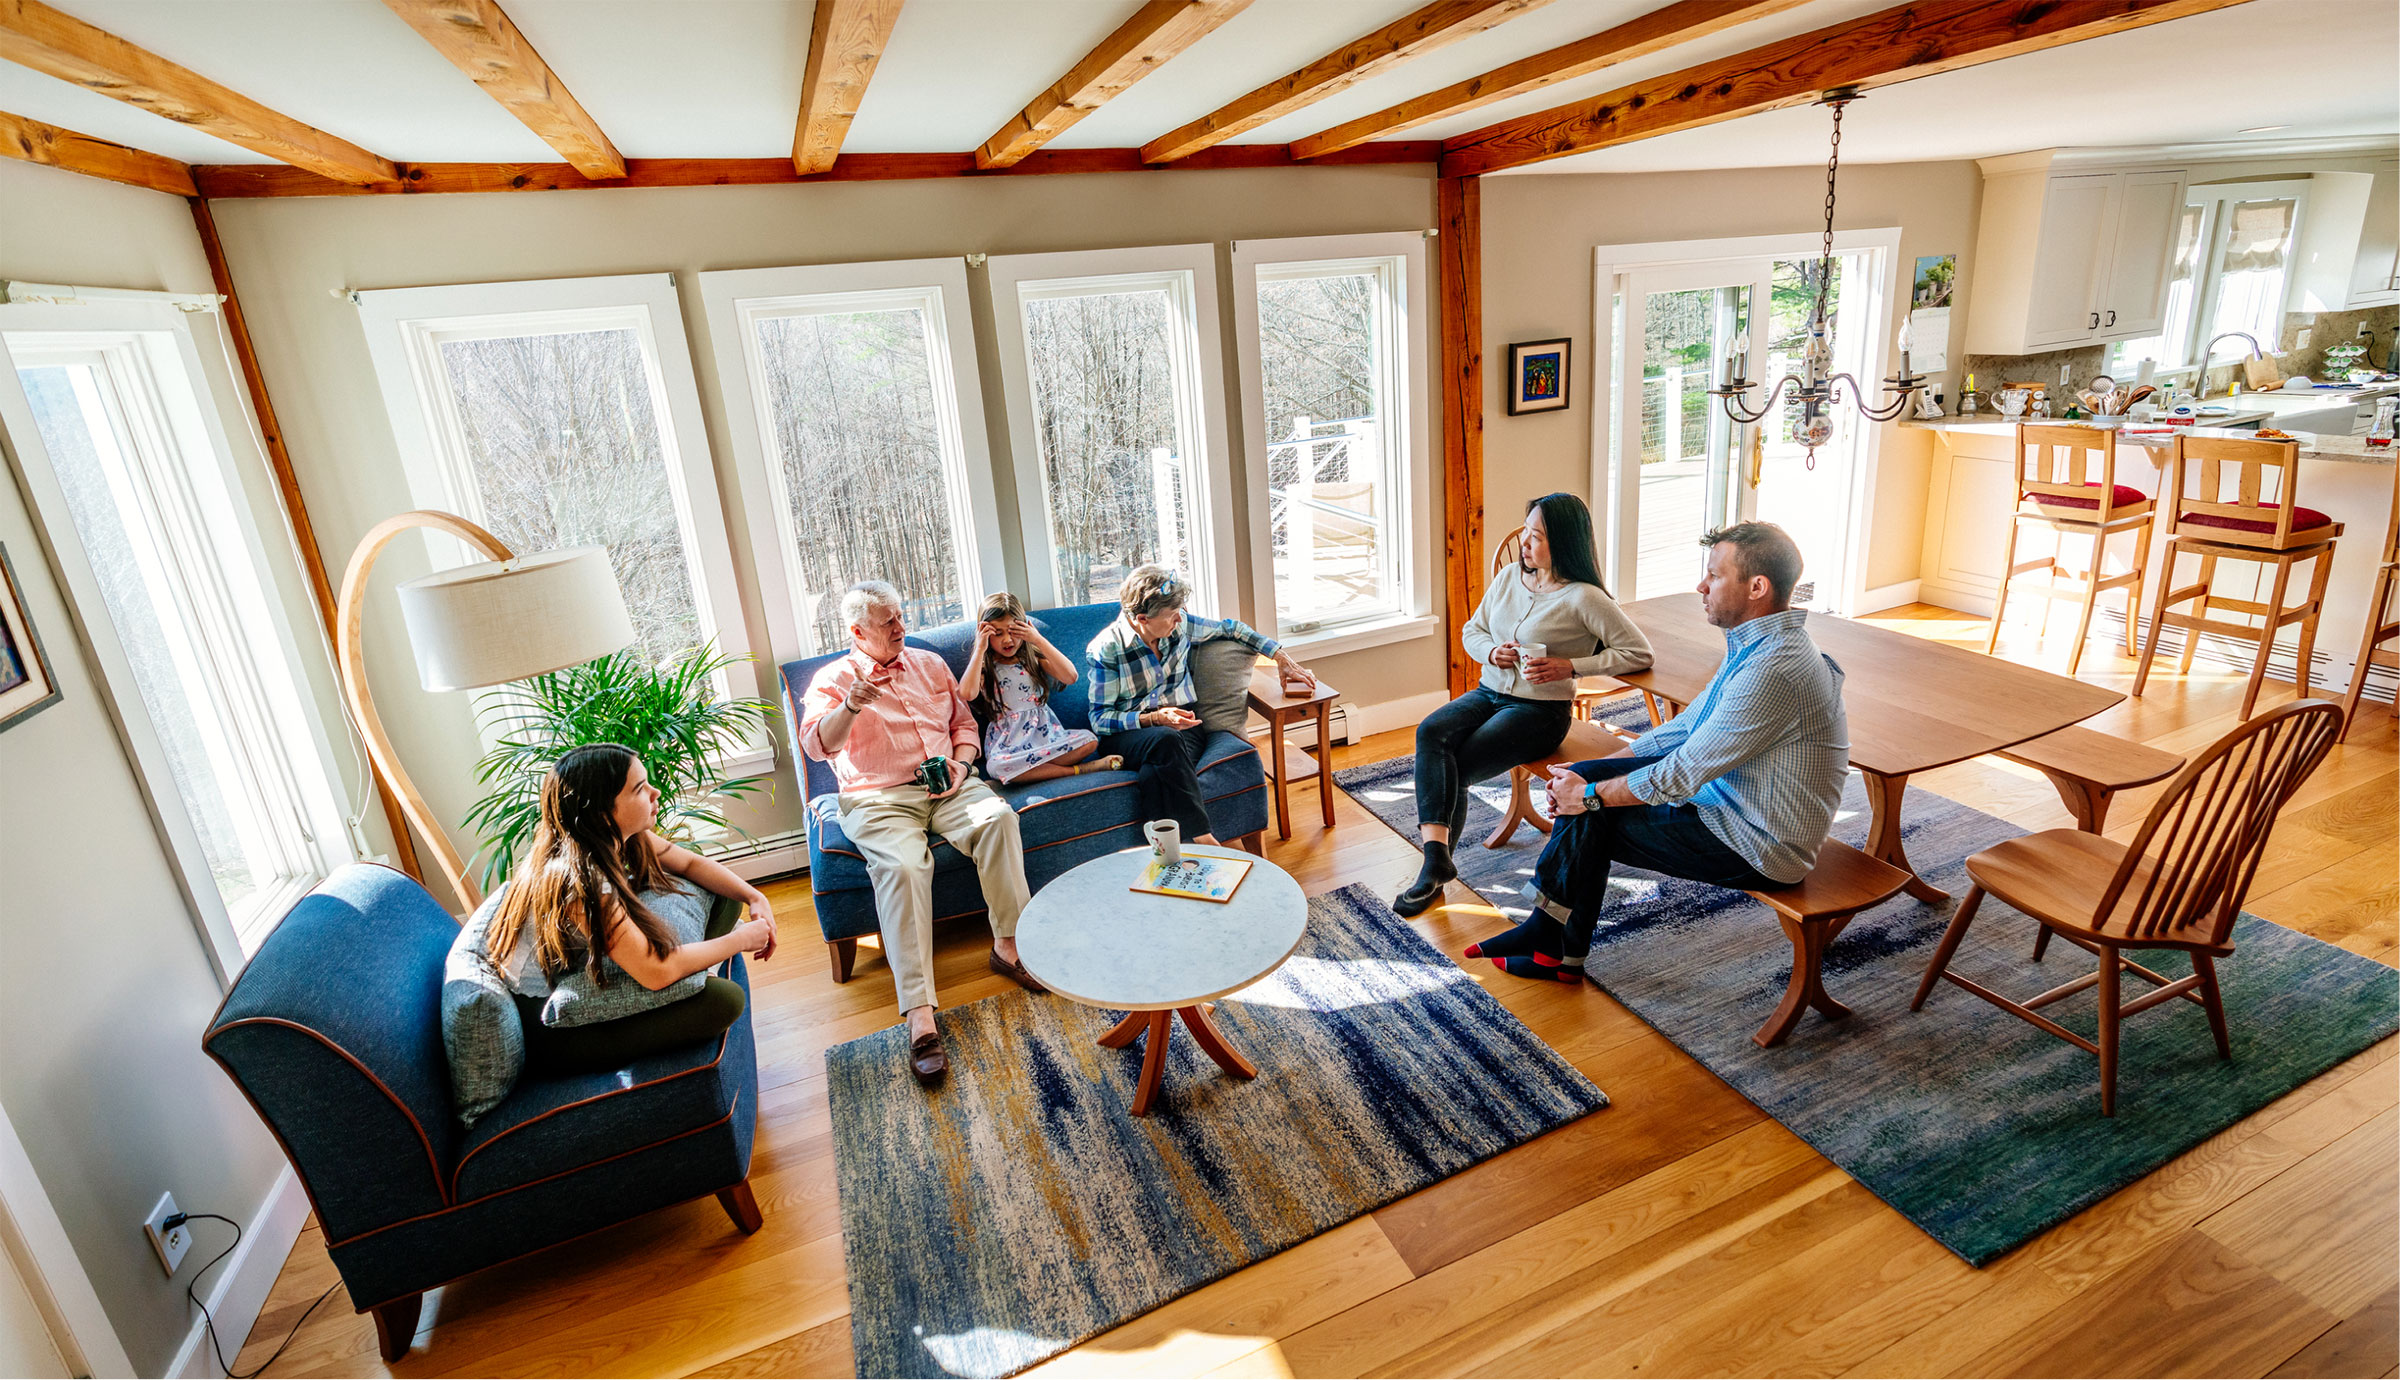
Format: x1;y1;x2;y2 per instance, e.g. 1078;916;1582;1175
1465;913;1559;959
1416;840;1456;886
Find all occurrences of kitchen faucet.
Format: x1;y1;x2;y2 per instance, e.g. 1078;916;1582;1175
2199;331;2266;399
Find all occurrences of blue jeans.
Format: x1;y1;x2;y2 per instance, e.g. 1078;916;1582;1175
1413;686;1572;836
1531;758;1774;934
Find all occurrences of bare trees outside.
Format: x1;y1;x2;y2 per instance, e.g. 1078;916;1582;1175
1024;288;1183;606
1257;268;1390;626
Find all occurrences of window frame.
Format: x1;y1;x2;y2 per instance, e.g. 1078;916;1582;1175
1230;231;1434;652
353;272;767;770
697;257;1004;667
0;298;355;979
985;243;1236;617
2111;178;2312;379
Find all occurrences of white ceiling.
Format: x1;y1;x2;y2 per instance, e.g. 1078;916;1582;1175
0;0;2391;172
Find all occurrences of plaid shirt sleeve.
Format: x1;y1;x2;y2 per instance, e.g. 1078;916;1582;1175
1184;614;1280;658
1087;635;1143;735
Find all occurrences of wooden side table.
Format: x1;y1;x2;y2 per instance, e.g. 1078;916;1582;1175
1245;667;1338;840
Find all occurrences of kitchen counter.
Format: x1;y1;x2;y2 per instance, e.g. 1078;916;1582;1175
1899;417;2392;465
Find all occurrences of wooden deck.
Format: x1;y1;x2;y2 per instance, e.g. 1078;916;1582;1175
236;604;2398;1379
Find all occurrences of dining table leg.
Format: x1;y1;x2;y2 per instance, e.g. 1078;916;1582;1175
1861;769;1948;903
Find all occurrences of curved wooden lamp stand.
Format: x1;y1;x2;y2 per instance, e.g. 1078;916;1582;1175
338;510;515;913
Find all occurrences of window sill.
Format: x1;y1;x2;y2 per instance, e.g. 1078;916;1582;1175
714;743;779;778
1275;613;1441;660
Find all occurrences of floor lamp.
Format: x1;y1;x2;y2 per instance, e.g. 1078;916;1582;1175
337;510;635;910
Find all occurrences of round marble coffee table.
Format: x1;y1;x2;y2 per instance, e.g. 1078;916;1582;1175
1015;845;1308;1117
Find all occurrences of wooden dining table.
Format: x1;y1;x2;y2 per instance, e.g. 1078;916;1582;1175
1615;594;2125;903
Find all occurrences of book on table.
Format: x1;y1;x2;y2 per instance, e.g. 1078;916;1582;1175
1130;854;1253;903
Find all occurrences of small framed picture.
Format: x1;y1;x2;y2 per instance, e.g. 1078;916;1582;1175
0;543;62;733
1508;338;1571;416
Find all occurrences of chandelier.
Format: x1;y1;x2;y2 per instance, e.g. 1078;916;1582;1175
1710;86;1925;466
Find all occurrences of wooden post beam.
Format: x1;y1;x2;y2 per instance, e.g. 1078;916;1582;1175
1441;0;2258;178
792;0;906;175
188;196;424;882
1291;0;1807;161
978;0;1249;170
380;0;624;180
1438;174;1484;698
0;0;400;185
1141;0;1549;165
0;108;193;195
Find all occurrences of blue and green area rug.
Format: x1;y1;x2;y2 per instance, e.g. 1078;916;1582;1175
825;886;1606;1379
1334;751;2399;1268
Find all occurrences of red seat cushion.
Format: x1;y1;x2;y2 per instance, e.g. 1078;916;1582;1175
2028;482;2147;511
2179;501;2334;536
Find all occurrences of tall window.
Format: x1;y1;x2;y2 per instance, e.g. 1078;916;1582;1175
989;246;1233;614
2109;183;2308;378
357;275;762;744
1235;233;1430;646
0;307;350;963
701;259;1003;663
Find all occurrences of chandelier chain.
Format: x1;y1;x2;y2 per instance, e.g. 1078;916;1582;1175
1817;94;1846;325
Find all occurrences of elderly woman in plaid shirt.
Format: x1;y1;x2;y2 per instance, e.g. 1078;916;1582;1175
1087;565;1316;846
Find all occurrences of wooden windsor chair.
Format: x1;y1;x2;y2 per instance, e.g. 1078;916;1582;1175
2338;472;2398;741
2133;432;2341;719
1983;424;2155;676
1488;524;1628;722
1910;699;2345;1115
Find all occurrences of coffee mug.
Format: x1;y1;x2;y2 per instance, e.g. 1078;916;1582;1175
913;756;952;794
1144;818;1182;866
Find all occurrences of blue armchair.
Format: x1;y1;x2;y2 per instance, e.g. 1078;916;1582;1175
781;600;1269;982
203;864;760;1362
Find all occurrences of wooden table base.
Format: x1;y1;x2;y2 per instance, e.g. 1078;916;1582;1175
1859;769;1948;903
1098;1004;1258;1116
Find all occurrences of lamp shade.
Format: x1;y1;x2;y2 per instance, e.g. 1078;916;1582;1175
395;546;636;691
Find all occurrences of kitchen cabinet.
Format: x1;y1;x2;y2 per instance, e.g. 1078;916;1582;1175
1965;152;2190;355
2291;162;2400;312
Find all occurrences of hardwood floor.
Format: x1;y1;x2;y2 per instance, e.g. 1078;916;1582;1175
234;605;2399;1379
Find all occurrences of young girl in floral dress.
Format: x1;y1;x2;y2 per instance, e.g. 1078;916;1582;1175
959;593;1123;784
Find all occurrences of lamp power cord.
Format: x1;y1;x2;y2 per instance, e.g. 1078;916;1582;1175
163;1213;342;1378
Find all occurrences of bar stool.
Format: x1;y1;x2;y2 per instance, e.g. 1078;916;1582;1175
2338;472;2398;741
1984;424;2155;675
2133;433;2342;718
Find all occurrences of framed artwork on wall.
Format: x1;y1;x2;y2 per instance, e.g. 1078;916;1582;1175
0;542;61;732
1507;338;1571;415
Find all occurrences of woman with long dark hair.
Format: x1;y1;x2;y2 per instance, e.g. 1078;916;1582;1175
486;743;776;1068
1393;493;1652;920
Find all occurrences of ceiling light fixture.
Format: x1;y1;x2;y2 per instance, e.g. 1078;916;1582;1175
1711;86;1924;466
2239;124;2289;134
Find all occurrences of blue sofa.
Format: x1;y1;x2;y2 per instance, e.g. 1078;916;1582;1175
781;600;1270;982
203;864;760;1362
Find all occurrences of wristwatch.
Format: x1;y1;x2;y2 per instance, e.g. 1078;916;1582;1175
1583;782;1601;805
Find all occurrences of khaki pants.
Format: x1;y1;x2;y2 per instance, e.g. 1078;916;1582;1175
836;777;1029;1014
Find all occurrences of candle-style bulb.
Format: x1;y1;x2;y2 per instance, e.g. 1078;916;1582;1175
1898;313;1914;351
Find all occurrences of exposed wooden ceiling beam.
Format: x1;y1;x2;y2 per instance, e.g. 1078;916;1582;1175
1141;0;1550;165
793;0;905;175
0;108;194;195
1441;0;2258;178
381;0;623;180
1293;0;1806;160
978;0;1249;170
0;0;399;185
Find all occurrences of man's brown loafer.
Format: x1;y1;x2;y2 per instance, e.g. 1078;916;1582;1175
989;948;1047;993
909;1028;947;1086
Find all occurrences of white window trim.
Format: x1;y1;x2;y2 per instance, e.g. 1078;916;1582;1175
0;299;355;981
352;272;768;770
696;257;1004;667
985;243;1237;617
1230;231;1434;644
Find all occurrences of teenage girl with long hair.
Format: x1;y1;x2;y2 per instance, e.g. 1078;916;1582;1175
1394;492;1653;921
486;743;777;1066
958;592;1122;783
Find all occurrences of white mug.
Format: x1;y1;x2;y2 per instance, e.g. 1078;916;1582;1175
1144;818;1182;866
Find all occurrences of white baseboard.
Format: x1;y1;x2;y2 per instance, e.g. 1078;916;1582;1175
171;1167;309;1379
1857;579;1923;614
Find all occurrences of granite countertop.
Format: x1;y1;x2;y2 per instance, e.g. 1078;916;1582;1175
1900;416;2394;466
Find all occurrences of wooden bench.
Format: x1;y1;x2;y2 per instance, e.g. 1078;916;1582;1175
1994;726;2184;834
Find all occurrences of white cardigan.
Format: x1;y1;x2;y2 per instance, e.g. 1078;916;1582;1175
1459;570;1654;701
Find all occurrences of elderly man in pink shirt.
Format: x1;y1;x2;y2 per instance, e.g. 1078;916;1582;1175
801;581;1039;1085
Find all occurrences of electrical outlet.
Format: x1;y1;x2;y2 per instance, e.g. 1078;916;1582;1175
144;1192;190;1275
2361;322;2376;338
2296;327;2313;348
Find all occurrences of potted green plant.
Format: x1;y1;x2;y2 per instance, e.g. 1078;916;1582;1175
463;644;777;891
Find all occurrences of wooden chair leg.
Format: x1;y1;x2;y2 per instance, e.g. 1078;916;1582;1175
2292;546;2335;700
2133;542;2180;697
2066;529;2103;676
1911;884;1986;1010
827;937;857;984
2124;517;2153;657
2193;952;2233;1059
717;1178;765;1234
2097;946;2121;1117
2342;565;2397;741
1236;831;1266;856
2031;920;2054;962
2242;558;2296;718
1985;518;2024;654
2179;554;2218;675
372;1293;422;1364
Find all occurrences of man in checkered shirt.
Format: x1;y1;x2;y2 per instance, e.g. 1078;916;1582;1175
1465;522;1851;983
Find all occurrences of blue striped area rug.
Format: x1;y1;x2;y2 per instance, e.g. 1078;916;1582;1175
1334;752;2399;1266
825;885;1606;1378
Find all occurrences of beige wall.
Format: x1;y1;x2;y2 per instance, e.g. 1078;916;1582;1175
1479;160;1986;598
208;165;1449;900
0;157;294;1377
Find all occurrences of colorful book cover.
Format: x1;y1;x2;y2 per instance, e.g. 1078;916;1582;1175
1129;854;1253;903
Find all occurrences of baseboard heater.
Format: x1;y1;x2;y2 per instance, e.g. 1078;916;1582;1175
2099;607;2396;705
701;826;810;883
